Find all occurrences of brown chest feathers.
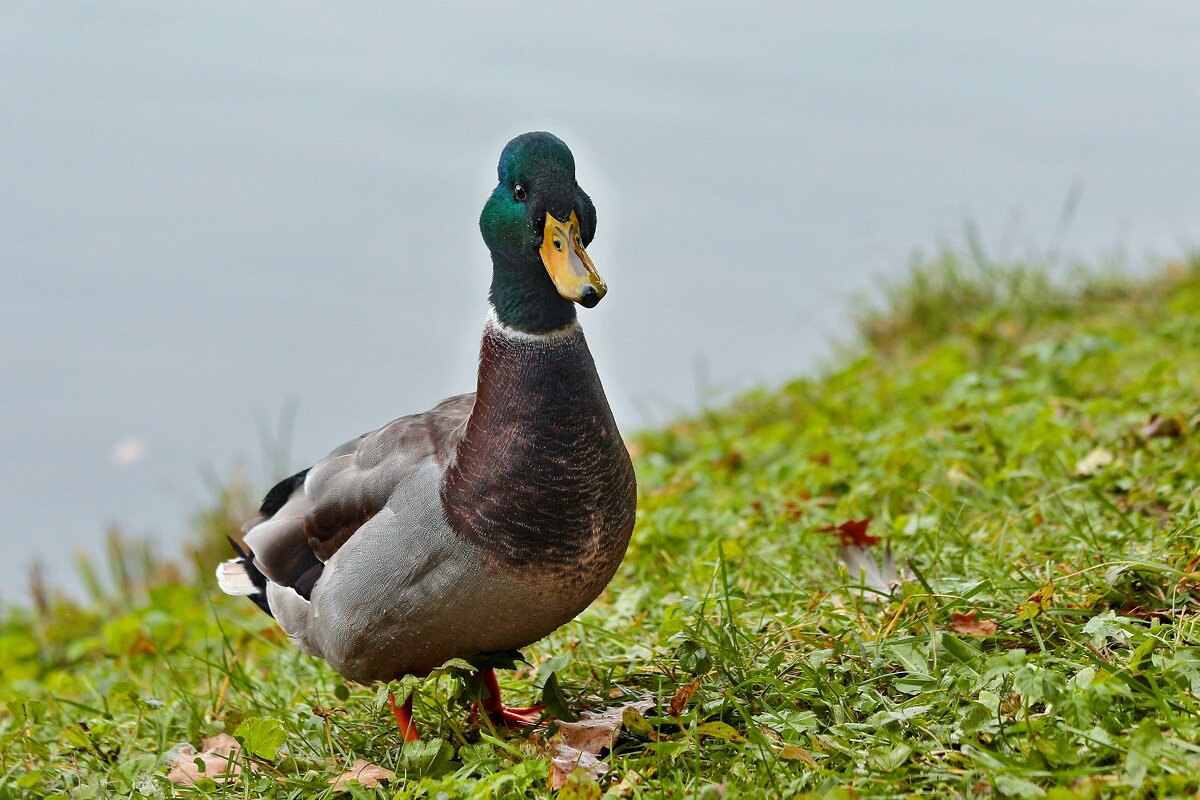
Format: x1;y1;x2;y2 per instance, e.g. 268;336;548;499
440;321;637;588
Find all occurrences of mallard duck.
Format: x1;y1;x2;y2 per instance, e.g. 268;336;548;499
216;132;637;737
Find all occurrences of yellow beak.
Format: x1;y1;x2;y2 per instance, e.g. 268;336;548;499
540;212;606;307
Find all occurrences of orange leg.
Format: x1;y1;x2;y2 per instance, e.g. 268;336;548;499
387;691;420;742
480;667;545;727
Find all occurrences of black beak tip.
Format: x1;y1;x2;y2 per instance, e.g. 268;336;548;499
579;286;600;308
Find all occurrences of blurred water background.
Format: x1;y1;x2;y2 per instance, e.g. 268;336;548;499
3;2;1199;598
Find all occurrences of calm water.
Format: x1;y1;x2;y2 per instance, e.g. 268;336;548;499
3;3;1199;599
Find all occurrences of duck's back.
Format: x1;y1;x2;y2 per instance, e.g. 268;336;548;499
241;393;475;602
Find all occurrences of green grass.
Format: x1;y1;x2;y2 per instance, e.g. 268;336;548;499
3;253;1199;799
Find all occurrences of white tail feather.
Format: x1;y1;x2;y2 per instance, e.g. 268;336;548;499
839;544;905;599
216;558;261;596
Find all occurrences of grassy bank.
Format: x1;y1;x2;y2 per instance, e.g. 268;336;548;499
2;253;1199;799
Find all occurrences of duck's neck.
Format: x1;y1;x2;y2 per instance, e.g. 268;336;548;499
440;308;636;575
488;252;577;334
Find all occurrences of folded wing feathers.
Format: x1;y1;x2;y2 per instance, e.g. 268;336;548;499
216;396;476;615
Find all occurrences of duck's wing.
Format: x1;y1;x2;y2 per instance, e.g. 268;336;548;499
219;393;475;609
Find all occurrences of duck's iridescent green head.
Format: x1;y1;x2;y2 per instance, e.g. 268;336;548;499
480;132;603;333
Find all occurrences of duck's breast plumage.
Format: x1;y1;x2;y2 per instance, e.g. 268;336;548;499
442;315;637;594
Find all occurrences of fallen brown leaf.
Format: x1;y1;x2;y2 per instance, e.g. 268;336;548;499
127;632;157;656
554;697;654;755
1178;555;1200;592
166;733;244;785
778;744;817;765
1073;447;1114;477
603;769;644;798
330;759;394;792
947;609;998;637
817;518;878;547
549;743;608;791
548;697;655;790
1136;413;1184;441
669;677;702;718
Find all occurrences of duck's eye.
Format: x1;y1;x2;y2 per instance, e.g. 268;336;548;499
513;184;526;202
553;238;563;252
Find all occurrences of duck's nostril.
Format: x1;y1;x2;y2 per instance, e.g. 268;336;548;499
579;285;600;308
553;239;563;252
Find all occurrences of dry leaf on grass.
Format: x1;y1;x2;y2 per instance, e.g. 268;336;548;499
548;696;655;790
549;744;608;790
1136;413;1184;441
669;677;701;718
330;759;394;792
947;609;998;636
1017;580;1055;620
818;518;878;547
778;744;817;765
603;769;645;798
554;697;654;755
166;733;245;785
1074;446;1114;477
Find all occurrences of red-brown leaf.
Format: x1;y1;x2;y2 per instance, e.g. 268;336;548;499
548;697;655;790
947;609;998;637
669;677;701;718
554;697;654;755
817;518;878;547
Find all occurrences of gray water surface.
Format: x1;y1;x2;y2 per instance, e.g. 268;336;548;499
3;2;1199;599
